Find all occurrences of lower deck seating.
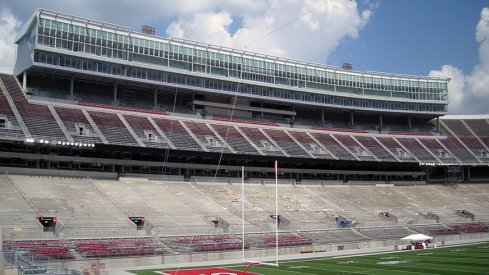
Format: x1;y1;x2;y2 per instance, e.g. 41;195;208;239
356;226;415;240
242;232;312;248
409;224;460;235
450;222;489;233
298;229;371;244
73;237;168;258
5;237;168;260
162;234;246;252
3;240;75;261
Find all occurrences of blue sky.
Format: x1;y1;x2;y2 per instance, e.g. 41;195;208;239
332;0;486;76
0;0;488;114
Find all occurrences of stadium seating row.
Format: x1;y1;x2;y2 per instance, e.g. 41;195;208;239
5;220;488;261
1;74;488;164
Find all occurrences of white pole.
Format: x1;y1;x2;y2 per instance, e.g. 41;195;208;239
0;228;3;275
275;160;278;266
241;165;245;262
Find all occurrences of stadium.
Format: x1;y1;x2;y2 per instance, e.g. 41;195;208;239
1;8;489;275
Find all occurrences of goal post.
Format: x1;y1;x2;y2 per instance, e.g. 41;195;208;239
241;161;280;267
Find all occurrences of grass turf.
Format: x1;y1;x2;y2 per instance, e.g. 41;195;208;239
129;242;489;275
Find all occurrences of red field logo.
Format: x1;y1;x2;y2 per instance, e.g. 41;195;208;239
159;267;260;275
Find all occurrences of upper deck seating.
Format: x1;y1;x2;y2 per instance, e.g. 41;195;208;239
335;135;375;161
1;75;65;140
0;75;25;100
210;124;259;155
239;127;285;156
443;120;472;136
288;131;334;159
183;121;231;153
310;126;368;134
262;129;310;158
376;137;414;162
387;131;433;136
152;118;202;151
54;106;103;144
0;91;24;139
396;138;437;162
438;136;478;163
464;119;489;148
212;116;277;126
87;111;139;146
440;123;487;162
418;139;456;163
123;114;171;149
311;132;356;160
78;101;168;116
15;101;65;140
355;136;396;162
458;137;489;162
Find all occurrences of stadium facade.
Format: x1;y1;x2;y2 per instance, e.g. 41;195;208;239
1;8;488;184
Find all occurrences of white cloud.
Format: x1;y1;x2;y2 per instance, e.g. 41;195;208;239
166;0;372;62
167;12;235;46
0;8;21;73
429;65;465;114
0;0;372;72
4;0;268;29
430;7;489;115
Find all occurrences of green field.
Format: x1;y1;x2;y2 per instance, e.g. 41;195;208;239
129;242;489;275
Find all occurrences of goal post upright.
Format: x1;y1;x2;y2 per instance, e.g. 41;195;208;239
241;161;280;267
274;160;278;267
241;165;245;262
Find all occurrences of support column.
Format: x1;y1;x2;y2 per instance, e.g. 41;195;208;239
321;109;325;126
153;88;158;110
408;115;412;132
22;71;27;92
113;83;118;105
436;116;440;132
70;76;74;99
350;112;354;128
379;114;383;133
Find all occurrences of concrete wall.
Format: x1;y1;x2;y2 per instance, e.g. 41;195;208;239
299;180;426;186
122;173;184;182
0;167;118;179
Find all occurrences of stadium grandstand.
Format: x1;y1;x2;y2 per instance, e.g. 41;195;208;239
1;8;489;275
